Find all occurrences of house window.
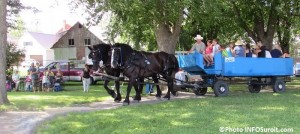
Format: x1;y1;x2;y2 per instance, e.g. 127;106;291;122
84;39;91;46
23;42;33;46
69;39;74;46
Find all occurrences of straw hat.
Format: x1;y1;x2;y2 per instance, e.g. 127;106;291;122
194;35;203;40
235;40;243;45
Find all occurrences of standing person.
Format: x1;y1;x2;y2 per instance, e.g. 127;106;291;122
12;70;21;91
188;35;206;54
233;40;245;57
28;63;39;92
82;64;91;93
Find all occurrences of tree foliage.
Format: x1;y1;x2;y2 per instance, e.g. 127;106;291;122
72;0;299;52
6;42;25;69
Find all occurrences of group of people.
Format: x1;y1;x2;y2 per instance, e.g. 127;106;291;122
9;63;64;92
189;34;290;66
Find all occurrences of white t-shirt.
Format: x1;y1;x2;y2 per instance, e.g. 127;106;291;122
175;71;186;85
212;44;220;56
265;50;272;58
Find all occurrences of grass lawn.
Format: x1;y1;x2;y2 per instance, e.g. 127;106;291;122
37;78;300;134
0;82;113;111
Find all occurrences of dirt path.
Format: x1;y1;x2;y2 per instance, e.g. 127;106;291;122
0;92;206;134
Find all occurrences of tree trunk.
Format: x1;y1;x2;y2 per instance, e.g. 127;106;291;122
155;11;183;54
0;0;9;105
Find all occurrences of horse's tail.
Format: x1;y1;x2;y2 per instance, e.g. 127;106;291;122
168;54;179;78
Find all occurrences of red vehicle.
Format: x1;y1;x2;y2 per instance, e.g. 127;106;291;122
40;61;102;84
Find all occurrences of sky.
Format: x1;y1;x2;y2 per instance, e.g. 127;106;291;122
20;0;107;39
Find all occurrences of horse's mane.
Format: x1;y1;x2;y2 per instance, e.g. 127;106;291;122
113;43;134;54
93;43;112;52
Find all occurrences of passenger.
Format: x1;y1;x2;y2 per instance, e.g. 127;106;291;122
233;40;245;57
265;49;272;58
212;39;221;56
188;34;206;54
222;43;234;57
245;43;252;57
203;40;213;66
270;44;283;58
251;48;258;57
282;49;290;58
255;41;266;58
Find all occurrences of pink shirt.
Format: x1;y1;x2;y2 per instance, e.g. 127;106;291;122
205;45;213;54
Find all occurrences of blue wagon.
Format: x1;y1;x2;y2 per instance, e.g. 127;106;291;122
178;52;294;96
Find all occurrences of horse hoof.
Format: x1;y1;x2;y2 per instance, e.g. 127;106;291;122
163;96;170;100
156;97;162;100
114;100;120;103
122;102;130;106
132;100;140;103
171;91;178;96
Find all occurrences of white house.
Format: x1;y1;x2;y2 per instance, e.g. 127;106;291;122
17;32;60;66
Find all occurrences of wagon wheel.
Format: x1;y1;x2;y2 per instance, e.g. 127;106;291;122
194;87;207;96
248;80;261;93
213;80;229;97
273;79;286;93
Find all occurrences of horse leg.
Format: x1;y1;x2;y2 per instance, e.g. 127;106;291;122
133;78;143;101
114;80;122;102
123;79;135;105
163;79;174;100
103;80;116;98
153;76;161;98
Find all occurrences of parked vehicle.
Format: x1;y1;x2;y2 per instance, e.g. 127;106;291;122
40;61;103;84
294;62;300;77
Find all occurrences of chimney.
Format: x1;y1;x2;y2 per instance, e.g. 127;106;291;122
63;20;67;31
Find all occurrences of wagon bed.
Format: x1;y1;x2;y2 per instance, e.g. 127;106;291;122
177;52;294;96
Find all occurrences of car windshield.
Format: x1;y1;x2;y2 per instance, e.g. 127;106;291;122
297;64;300;68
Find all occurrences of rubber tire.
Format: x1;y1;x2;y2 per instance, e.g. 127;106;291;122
248;80;261;93
194;87;207;96
273;79;286;93
213;80;229;97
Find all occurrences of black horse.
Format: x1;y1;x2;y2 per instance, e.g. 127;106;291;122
88;43;124;102
110;43;179;105
88;43;143;102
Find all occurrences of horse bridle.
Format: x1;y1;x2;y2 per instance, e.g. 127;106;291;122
91;49;105;69
111;47;124;68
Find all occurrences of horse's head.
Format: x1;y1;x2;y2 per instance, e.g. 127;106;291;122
110;43;134;69
110;46;121;69
88;44;111;70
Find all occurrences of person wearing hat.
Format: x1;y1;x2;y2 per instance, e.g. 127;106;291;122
233;40;245;57
188;34;206;54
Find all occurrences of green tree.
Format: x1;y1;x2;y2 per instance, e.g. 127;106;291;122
73;0;187;54
8;16;25;38
6;42;25;69
226;0;300;51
